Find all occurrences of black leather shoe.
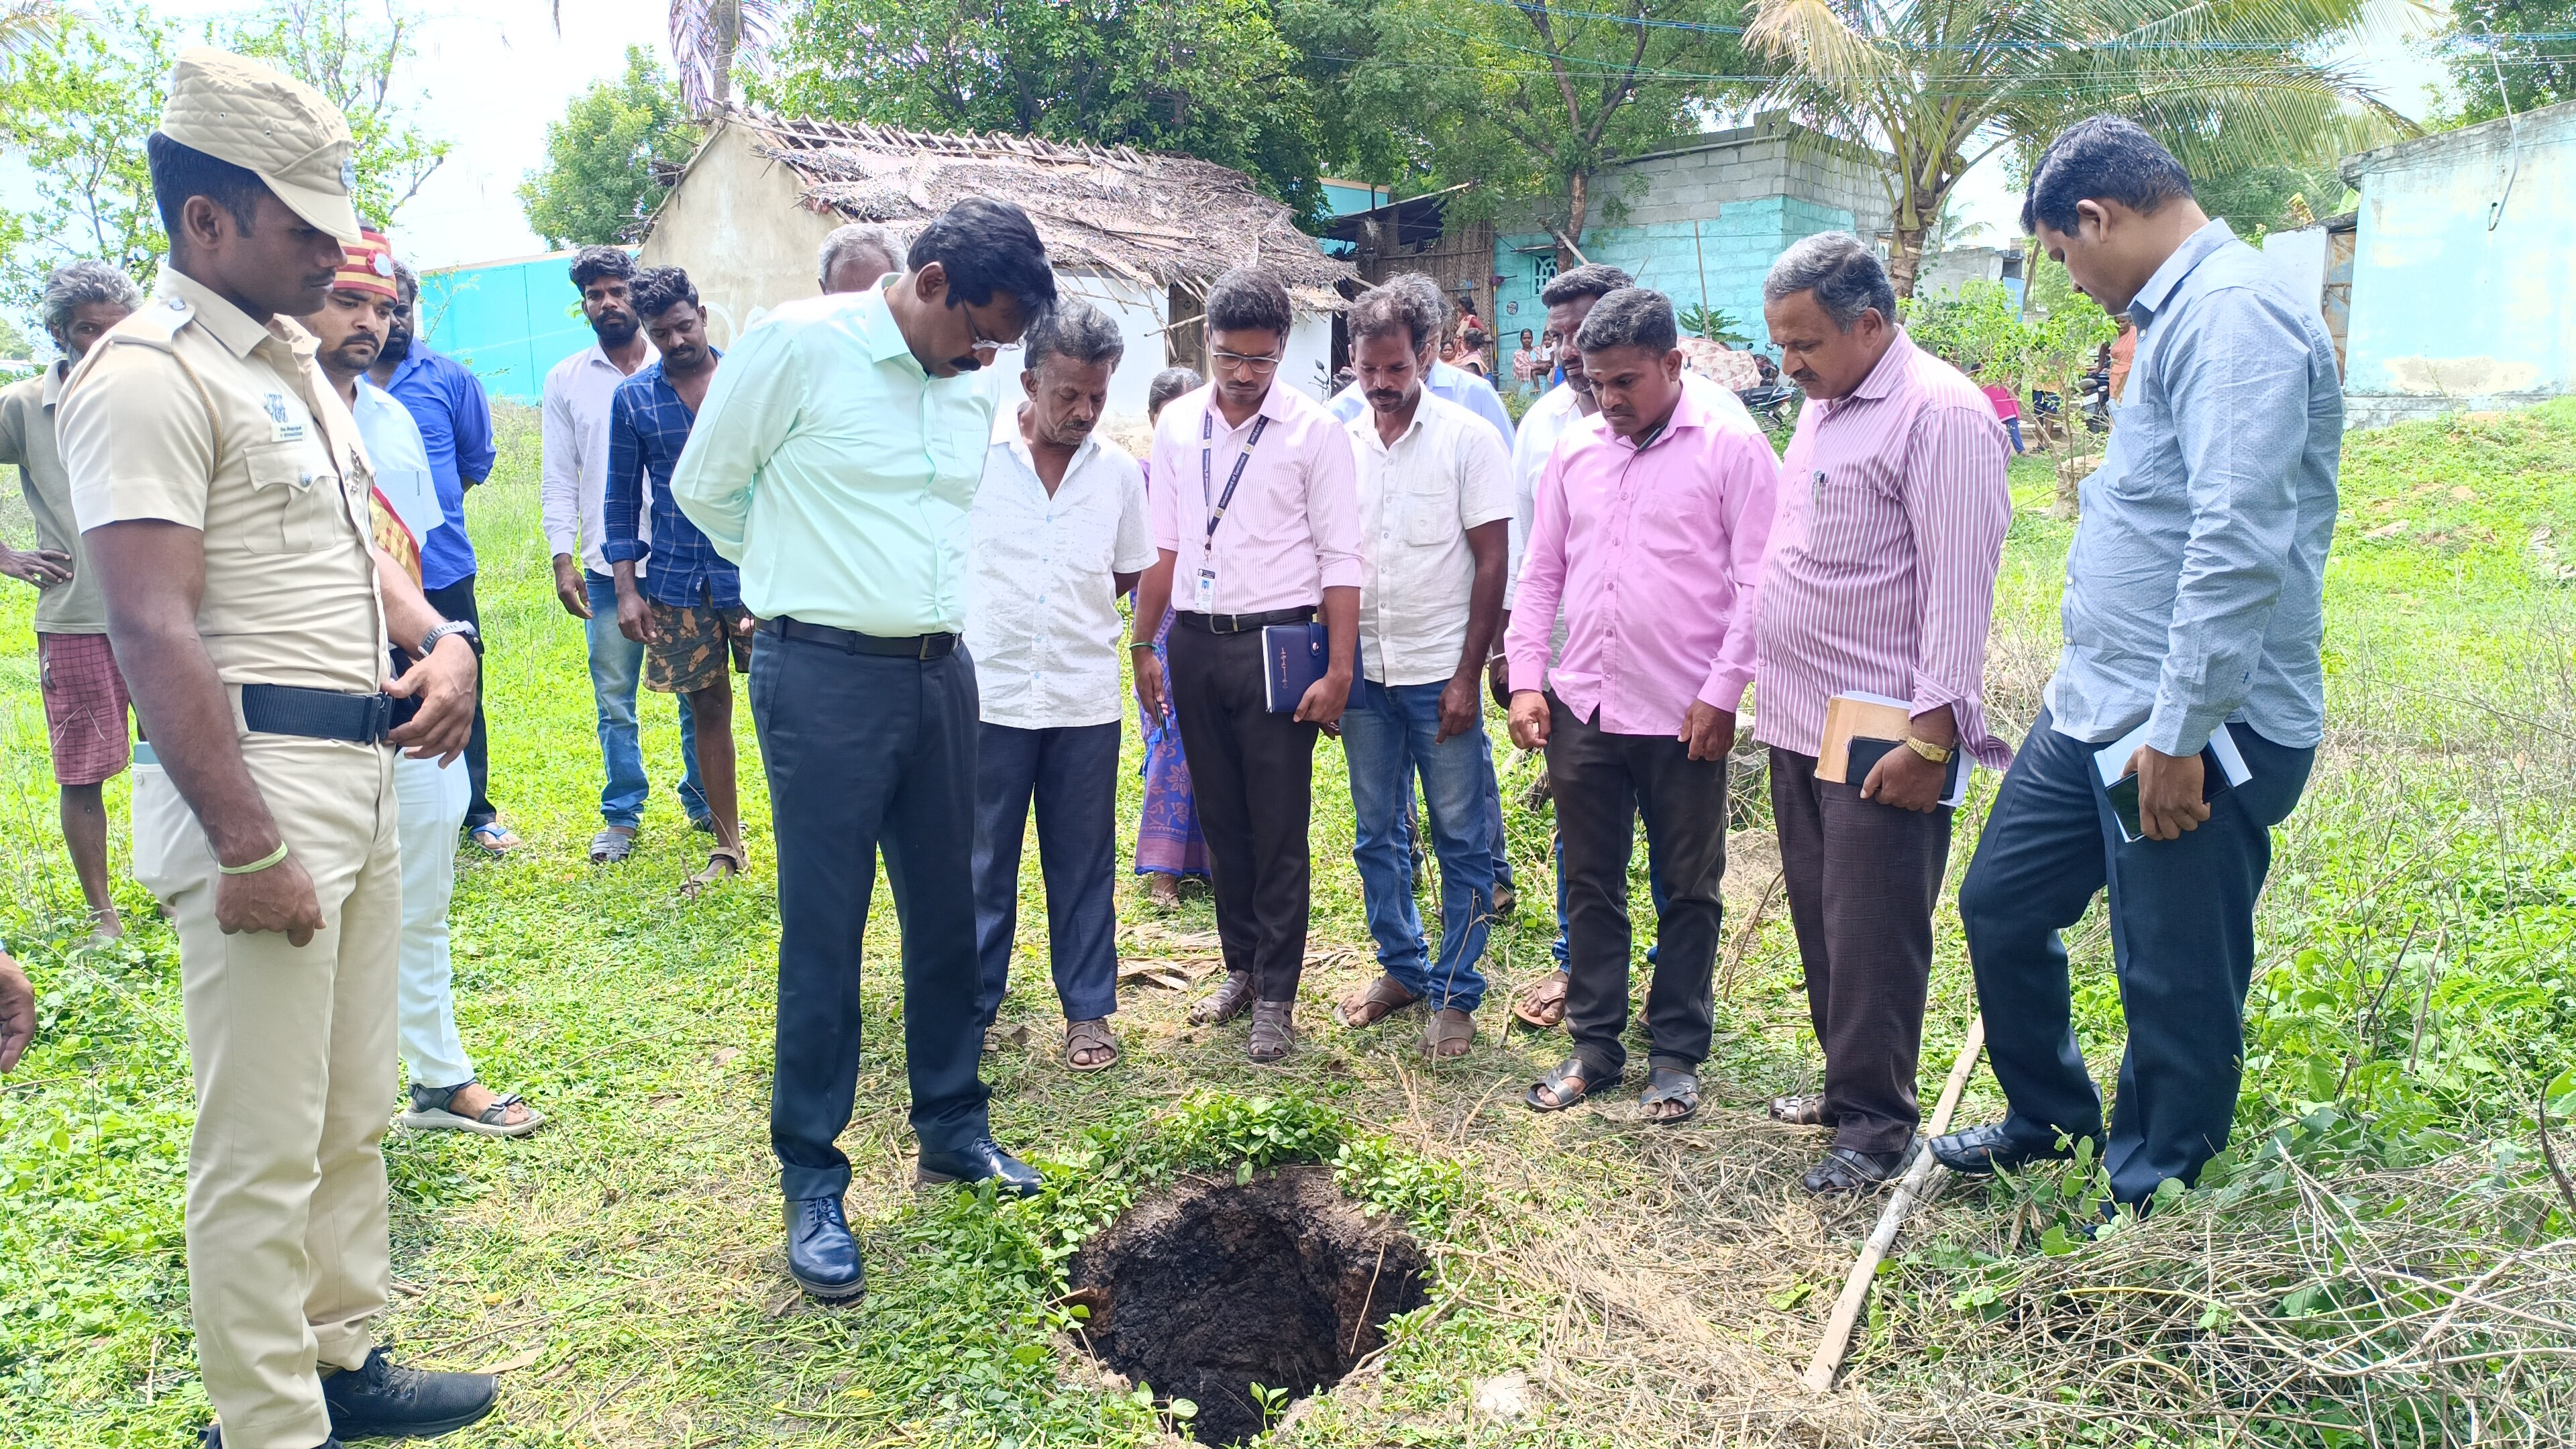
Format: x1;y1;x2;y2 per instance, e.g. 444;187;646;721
1929;1119;2097;1177
1803;1142;1919;1194
785;1194;865;1301
916;1135;1043;1196
321;1349;497;1440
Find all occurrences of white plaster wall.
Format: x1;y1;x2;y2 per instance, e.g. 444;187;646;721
1283;313;1336;402
2262;226;2330;327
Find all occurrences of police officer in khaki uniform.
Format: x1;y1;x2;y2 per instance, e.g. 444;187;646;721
58;49;499;1449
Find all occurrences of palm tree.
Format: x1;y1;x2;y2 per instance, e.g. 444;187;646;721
1745;0;2421;297
668;0;776;115
0;0;60;56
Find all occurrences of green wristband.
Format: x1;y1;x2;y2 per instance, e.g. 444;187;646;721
218;841;292;876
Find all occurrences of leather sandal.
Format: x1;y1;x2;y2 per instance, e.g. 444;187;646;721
1246;1000;1295;1063
1333;973;1418;1028
1419;1007;1474;1060
1189;969;1256;1026
398;1081;545;1138
1525;1057;1612;1112
1768;1093;1827;1126
588;826;637;865
1510;970;1570;1030
1638;1066;1701;1126
1803;1141;1921;1195
680;843;747;899
1063;1018;1120;1072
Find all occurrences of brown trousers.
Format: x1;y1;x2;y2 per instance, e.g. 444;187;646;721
1769;747;1952;1154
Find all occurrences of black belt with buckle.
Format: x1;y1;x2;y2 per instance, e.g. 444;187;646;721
759;616;959;659
1174;607;1316;636
239;683;417;744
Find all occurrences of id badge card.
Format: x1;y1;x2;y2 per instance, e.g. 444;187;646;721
1193;568;1217;615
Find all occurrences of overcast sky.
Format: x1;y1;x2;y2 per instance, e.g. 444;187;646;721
5;2;2455;276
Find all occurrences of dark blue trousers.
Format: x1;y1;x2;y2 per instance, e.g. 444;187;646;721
971;720;1123;1026
1959;709;2313;1206
754;635;989;1202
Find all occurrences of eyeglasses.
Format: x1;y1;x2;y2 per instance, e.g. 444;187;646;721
961;305;1020;355
1210;347;1283;376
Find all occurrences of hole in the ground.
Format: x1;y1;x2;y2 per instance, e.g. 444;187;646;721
1066;1166;1430;1446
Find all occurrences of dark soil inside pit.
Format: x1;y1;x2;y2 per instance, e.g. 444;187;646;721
1065;1166;1430;1445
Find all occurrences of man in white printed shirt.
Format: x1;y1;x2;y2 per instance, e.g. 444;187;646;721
1330;278;1514;1059
965;301;1158;1073
539;245;705;864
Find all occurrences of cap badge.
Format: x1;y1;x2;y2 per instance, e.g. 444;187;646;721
372;254;394;278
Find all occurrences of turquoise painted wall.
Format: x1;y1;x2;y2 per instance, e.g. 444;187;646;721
417;252;596;405
1320;180;1389;217
1489;195;1858;352
2340;101;2576;429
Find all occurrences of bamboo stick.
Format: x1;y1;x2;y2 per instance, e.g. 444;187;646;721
1800;1014;1986;1393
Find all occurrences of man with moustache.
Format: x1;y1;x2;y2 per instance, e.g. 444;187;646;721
965;301;1157;1071
1505;287;1777;1124
1131;264;1362;1065
1754;232;2008;1194
1;260;142;942
302;228;542;1137
60;48;492;1446
1933;117;2339;1213
1495;262;1670;1033
606;266;752;898
1330;278;1513;1059
370;260;506;852
542;245;708;864
674;198;1059;1303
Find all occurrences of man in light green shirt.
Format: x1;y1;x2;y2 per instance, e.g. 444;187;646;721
672;197;1060;1306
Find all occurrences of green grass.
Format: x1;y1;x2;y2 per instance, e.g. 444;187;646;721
5;402;2575;1447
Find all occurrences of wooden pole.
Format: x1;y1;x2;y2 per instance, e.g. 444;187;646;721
1799;1014;1986;1394
1693;218;1710;327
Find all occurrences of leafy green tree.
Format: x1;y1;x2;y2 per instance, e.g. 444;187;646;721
758;0;1327;223
2436;0;2576;123
0;1;447;310
0;3;176;309
1746;0;2419;297
229;0;449;221
1286;0;1753;263
2192;159;2353;236
519;46;699;248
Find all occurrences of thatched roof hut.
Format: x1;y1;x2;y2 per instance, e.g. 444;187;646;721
637;113;1356;419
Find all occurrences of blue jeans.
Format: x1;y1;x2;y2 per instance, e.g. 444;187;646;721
1342;678;1493;1011
2004;416;2026;453
972;721;1123;1025
585;570;706;829
1959;709;2313;1206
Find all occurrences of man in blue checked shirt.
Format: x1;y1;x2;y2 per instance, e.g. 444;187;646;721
1932;117;2340;1213
373;260;508;851
605;266;754;899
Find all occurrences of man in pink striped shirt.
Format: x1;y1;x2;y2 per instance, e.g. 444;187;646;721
1506;286;1778;1124
1132;265;1363;1063
1754;233;2014;1193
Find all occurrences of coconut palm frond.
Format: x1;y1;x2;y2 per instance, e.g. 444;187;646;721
669;0;777;115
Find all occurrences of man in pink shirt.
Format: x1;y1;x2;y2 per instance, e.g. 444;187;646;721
1132;265;1362;1063
1505;287;1778;1122
1756;233;2012;1194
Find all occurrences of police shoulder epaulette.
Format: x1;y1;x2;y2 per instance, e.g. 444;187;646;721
107;296;196;353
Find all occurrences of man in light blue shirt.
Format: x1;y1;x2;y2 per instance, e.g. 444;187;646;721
1933;117;2339;1211
674;198;1059;1304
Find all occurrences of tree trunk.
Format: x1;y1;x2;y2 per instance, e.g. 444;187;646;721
710;0;739;111
1557;170;1589;271
1887;225;1927;300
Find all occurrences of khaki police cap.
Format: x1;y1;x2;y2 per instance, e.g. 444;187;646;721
159;47;363;244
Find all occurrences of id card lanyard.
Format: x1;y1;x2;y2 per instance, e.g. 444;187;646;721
1196;407;1271;614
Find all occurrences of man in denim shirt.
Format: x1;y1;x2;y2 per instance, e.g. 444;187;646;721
1932;117;2341;1211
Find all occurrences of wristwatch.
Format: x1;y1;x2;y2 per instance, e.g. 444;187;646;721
1901;735;1955;765
421;619;481;658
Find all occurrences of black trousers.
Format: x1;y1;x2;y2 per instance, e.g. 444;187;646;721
1770;747;1952;1155
421;574;494;830
1959;710;2313;1205
1165;623;1320;1004
1546;695;1727;1079
753;633;987;1201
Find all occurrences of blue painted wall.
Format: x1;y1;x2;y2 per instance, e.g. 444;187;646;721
416;250;597;405
2339;100;2576;430
1320;178;1390;217
1489;195;1860;349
